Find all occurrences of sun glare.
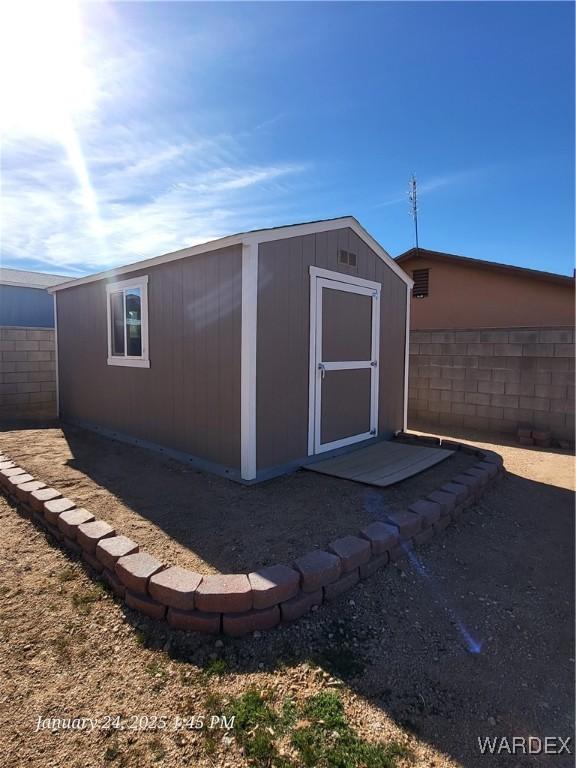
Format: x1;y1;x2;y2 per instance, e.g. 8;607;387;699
0;0;97;136
1;0;104;240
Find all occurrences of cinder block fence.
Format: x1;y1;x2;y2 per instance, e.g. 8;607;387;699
408;327;574;442
0;327;57;421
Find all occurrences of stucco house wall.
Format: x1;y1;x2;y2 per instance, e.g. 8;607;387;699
398;252;574;329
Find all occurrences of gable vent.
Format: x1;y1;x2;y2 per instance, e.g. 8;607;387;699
412;268;429;298
339;249;358;269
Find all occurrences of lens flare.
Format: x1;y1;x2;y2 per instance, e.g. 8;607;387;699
362;490;483;654
402;543;483;655
0;0;105;247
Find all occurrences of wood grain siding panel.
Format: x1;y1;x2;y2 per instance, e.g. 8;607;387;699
321;369;372;444
257;228;406;470
56;245;242;469
375;256;407;435
322;289;372;362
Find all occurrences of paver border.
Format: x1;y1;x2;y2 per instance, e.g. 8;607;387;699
0;433;504;636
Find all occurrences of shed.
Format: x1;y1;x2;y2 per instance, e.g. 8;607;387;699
49;217;413;482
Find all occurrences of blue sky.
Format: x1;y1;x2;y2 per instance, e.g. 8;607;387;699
1;1;574;277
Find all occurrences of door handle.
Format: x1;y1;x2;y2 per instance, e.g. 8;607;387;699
318;362;326;379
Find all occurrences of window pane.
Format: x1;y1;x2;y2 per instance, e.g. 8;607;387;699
125;287;142;357
110;291;125;355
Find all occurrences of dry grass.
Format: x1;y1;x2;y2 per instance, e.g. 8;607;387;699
0;426;573;767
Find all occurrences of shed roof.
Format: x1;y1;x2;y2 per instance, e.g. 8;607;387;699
48;216;413;292
0;267;72;290
396;247;574;287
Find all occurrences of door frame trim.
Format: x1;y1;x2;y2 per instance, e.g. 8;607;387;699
309;265;382;291
308;266;381;456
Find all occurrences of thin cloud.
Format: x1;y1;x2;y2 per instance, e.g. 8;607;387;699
181;164;306;194
375;169;488;208
1;128;308;273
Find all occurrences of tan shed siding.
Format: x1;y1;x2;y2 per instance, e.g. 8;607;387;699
377;256;408;436
256;227;406;470
57;245;242;468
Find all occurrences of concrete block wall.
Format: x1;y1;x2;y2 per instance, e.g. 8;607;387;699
408;327;574;441
0;327;57;421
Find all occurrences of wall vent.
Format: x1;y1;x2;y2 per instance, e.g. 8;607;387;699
339;249;358;269
412;268;429;298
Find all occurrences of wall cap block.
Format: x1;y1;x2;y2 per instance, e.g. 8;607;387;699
195;574;252;614
77;520;116;554
327;535;371;572
426;491;456;516
29;487;61;512
408;499;443;526
248;565;300;609
439;482;469;506
149;566;203;611
293;550;342;592
43;497;76;525
96;535;139;571
359;521;399;554
58;508;95;538
383;510;422;537
115;551;164;594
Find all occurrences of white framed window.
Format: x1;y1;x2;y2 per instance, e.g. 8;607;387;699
106;275;150;368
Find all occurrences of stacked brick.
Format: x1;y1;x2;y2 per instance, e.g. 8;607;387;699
408;327;574;443
0;435;504;636
0;327;56;420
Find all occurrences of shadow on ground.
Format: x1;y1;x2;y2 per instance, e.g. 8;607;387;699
135;470;574;766
6;442;574;767
2;421;574;766
0;420;477;573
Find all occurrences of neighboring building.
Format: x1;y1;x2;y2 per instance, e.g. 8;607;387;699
49;217;412;482
0;268;71;327
396;247;575;443
0;268;70;422
396;248;574;329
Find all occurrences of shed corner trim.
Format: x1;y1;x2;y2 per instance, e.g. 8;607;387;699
240;240;258;481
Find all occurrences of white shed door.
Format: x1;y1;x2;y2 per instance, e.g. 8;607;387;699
309;272;380;454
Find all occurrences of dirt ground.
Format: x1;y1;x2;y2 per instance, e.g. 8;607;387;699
0;425;574;768
0;424;477;574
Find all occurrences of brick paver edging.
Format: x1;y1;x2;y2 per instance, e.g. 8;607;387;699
0;434;504;637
